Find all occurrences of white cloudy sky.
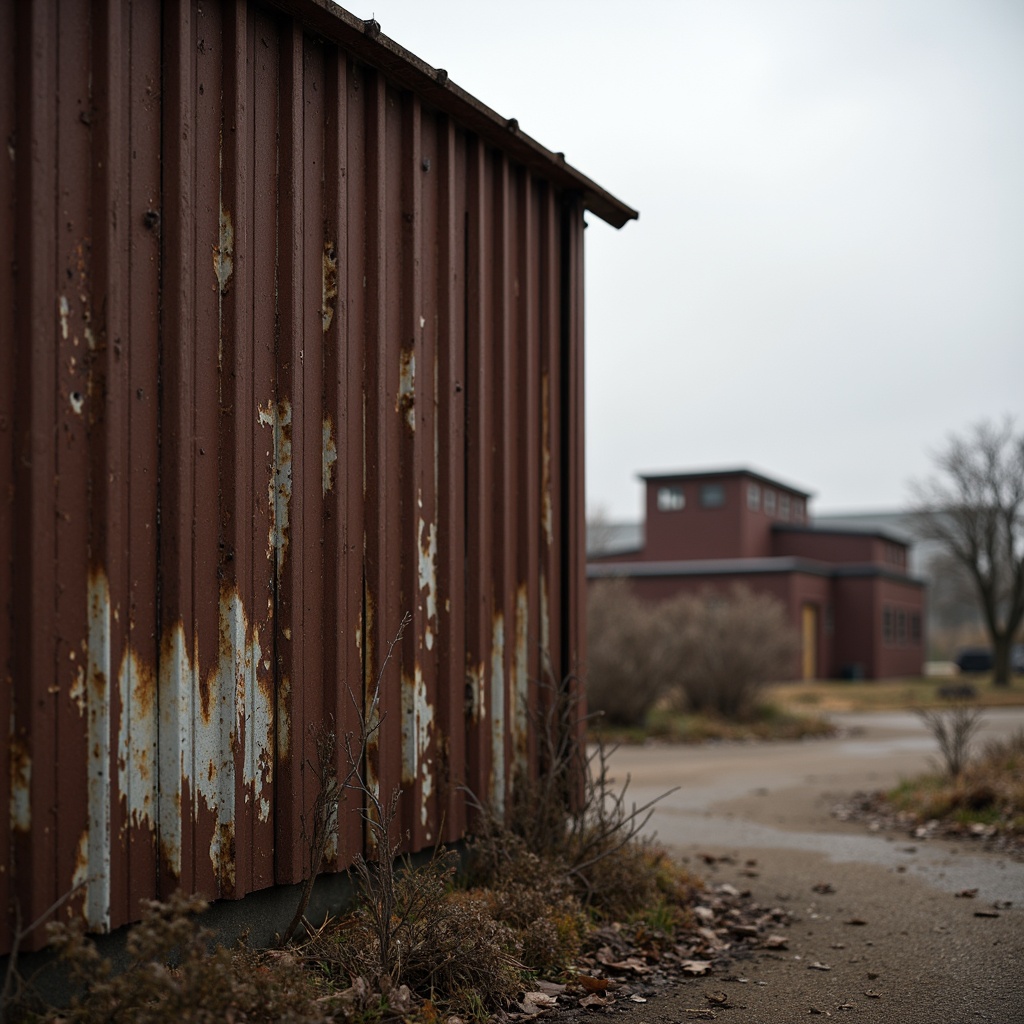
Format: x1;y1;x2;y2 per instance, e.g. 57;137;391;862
350;0;1024;520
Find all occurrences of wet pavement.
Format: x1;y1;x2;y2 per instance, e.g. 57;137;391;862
601;709;1024;1022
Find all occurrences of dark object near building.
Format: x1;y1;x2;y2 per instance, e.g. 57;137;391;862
955;648;994;673
0;0;635;957
589;467;926;681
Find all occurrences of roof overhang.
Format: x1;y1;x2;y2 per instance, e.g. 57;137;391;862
267;0;639;228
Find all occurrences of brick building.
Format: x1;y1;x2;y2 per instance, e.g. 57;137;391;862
588;468;926;680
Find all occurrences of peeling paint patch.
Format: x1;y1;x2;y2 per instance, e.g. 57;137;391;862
158;621;196;878
513;585;529;770
490;613;506;817
401;666;435;789
69;391;84;415
9;733;31;832
86;568;112;932
214;206;234;293
72;830;90;890
466;661;485;723
397;347;415;430
58;294;70;340
117;647;157;830
258;398;293;568
69;664;86;715
323;416;338;496
417;518;437;650
322;241;338;331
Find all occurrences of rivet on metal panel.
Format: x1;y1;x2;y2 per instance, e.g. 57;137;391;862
417;518;438;651
117;647;157;831
9;733;31;833
86;568;112;931
490;612;506;817
323;416;338;496
258;398;293;568
214;205;234;294
322;241;338;332
397;347;415;430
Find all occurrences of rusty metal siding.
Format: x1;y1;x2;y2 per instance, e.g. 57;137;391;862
1;0;634;956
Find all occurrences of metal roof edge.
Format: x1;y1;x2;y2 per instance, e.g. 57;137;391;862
267;0;639;228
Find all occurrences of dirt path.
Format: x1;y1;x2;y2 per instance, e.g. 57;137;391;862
605;710;1024;1023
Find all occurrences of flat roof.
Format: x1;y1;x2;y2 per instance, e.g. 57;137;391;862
639;466;814;499
272;0;638;228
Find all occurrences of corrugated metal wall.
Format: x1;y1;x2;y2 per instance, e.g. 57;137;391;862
0;0;634;954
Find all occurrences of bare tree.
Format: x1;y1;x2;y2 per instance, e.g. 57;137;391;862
912;419;1024;687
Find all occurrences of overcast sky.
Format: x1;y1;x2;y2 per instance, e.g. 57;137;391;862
351;0;1024;521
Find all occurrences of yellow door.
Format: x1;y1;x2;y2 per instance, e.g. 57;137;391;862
802;604;818;680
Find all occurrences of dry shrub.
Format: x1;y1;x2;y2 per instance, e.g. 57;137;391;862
45;893;327;1024
663;586;800;719
302;849;522;1014
890;728;1024;831
586;579;675;726
917;703;983;778
467;677;677;930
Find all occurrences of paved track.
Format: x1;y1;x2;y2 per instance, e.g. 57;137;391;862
605;709;1024;1023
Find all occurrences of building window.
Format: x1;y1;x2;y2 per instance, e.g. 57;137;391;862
764;489;776;516
700;483;725;508
657;486;685;512
747;483;760;511
897;609;907;644
779;494;790;520
910;613;921;645
883;606;893;645
793;499;804;522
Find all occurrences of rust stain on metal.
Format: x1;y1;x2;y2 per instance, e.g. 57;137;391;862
322;416;338;496
86;568;112;932
258;398;293;567
9;733;31;833
276;674;292;762
417;517;437;651
117;646;157;830
322;240;338;331
72;830;90;891
397;346;415;430
214;205;234;293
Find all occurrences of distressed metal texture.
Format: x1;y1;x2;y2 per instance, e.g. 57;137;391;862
0;0;626;956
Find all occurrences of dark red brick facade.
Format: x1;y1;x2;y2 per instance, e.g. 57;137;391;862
589;469;926;680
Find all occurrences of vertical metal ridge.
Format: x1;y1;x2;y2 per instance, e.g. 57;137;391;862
0;0;612;955
273;18;305;885
12;0;60;949
0;0;17;938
